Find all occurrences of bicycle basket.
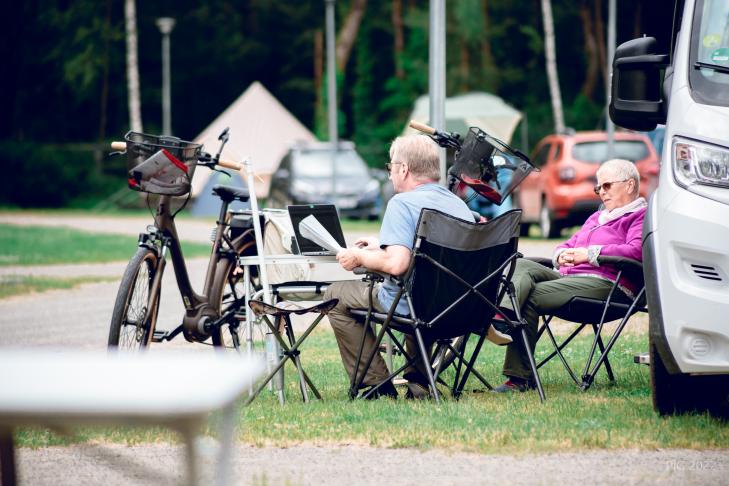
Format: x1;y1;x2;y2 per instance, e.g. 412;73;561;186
450;127;537;205
124;131;202;196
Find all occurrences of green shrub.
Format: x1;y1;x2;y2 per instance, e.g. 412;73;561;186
0;141;108;207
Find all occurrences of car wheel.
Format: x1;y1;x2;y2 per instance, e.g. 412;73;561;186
539;204;561;239
651;336;729;417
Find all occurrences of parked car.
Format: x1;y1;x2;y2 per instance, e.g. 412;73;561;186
268;141;382;219
515;131;660;238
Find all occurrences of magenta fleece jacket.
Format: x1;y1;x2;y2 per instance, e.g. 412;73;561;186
555;207;646;295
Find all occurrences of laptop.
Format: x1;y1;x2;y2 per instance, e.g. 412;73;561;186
287;204;347;256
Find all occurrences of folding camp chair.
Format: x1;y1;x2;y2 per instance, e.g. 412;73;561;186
245;298;337;405
348;209;545;403
529;256;647;390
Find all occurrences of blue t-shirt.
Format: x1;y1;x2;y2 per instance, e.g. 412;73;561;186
377;183;473;315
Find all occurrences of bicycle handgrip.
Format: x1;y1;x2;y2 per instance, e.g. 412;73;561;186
111;141;126;151
409;120;436;135
218;159;242;170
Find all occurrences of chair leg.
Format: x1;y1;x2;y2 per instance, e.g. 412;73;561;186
582;289;644;390
520;327;546;402
414;328;440;403
537;318;586;370
283;315;310;402
454;332;490;397
591;324;615;383
543;323;581;386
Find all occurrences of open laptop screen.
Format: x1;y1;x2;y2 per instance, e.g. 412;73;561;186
287;204;347;255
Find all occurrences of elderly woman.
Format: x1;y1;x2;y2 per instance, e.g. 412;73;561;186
494;158;647;393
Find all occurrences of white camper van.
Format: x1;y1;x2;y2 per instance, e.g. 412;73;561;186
610;0;729;415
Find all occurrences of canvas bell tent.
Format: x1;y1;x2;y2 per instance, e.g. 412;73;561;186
190;81;316;216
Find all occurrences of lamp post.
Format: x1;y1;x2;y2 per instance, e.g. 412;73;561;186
429;0;446;184
325;0;338;201
156;17;176;136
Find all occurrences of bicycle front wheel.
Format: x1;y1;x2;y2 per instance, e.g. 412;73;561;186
108;247;161;350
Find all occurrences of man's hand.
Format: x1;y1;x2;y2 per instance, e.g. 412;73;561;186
558;247;589;267
336;248;362;271
354;236;379;249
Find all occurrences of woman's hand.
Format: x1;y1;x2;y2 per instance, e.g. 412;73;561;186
558;247;589;267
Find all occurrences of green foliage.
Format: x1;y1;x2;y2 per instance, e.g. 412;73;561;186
0;275;115;299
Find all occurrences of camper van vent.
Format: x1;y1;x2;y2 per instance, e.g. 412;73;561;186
690;264;723;282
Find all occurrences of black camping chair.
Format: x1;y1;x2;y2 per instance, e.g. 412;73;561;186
527;256;647;390
348;209;545;403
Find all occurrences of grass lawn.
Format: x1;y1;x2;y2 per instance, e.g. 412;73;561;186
0;224;212;266
0;275;116;299
16;327;729;453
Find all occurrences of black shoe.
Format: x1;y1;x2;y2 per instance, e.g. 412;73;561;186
491;377;534;393
362;380;398;400
405;381;432;400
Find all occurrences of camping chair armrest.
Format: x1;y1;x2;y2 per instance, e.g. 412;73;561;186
353;267;390;282
525;256;554;269
596;256;644;284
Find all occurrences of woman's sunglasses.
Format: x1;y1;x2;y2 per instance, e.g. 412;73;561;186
594;179;629;195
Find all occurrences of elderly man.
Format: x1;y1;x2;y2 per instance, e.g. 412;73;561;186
323;134;474;399
494;158;647;393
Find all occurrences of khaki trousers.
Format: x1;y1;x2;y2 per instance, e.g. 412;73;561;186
324;280;390;387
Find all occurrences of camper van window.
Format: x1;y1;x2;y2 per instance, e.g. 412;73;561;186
689;0;729;106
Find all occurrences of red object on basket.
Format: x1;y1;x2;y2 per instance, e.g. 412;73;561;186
461;174;502;204
161;148;188;173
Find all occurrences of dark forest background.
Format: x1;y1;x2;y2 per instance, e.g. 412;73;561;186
0;0;674;207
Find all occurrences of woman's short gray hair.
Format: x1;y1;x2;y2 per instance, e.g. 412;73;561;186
597;158;640;194
389;135;441;181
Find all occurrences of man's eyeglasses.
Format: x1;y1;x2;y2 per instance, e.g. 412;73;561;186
386;162;403;174
594;179;629;195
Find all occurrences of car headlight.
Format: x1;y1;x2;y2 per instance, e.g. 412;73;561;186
674;137;729;190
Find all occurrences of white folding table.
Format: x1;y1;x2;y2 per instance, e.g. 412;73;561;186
0;349;264;486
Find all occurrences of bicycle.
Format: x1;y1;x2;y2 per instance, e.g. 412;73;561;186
107;128;261;351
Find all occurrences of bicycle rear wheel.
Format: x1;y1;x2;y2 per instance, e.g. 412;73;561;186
108;248;161;349
209;236;258;351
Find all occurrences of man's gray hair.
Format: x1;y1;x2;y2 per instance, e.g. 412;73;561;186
597;158;640;194
389;135;441;181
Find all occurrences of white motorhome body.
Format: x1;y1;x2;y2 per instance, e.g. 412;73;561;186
610;0;729;415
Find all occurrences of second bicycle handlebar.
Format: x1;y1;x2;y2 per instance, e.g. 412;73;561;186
110;141;242;171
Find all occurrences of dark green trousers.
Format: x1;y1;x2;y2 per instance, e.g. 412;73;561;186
501;258;629;380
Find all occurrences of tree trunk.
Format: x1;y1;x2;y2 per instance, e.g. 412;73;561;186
314;29;323;119
540;0;565;133
481;0;495;91
579;0;599;100
594;0;607;90
125;0;143;133
392;0;404;79
336;0;368;71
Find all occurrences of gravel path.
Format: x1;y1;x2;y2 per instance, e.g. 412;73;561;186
16;443;728;485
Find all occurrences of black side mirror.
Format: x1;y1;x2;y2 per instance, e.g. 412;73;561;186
609;37;669;131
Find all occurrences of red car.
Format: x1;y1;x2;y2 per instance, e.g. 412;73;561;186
515;131;659;238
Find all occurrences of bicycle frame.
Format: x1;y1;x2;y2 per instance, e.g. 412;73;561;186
141;192;250;343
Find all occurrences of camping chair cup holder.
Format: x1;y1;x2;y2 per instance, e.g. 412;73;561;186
347;209;546;403
527;256;647;391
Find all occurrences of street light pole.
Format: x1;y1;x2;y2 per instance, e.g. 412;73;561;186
429;0;446;184
325;0;338;201
606;0;616;159
156;17;176;136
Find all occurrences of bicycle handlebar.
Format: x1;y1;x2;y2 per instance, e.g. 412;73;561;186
109;141;242;171
217;159;241;170
409;120;436;135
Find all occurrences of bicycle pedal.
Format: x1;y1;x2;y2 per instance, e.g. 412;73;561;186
152;330;169;342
